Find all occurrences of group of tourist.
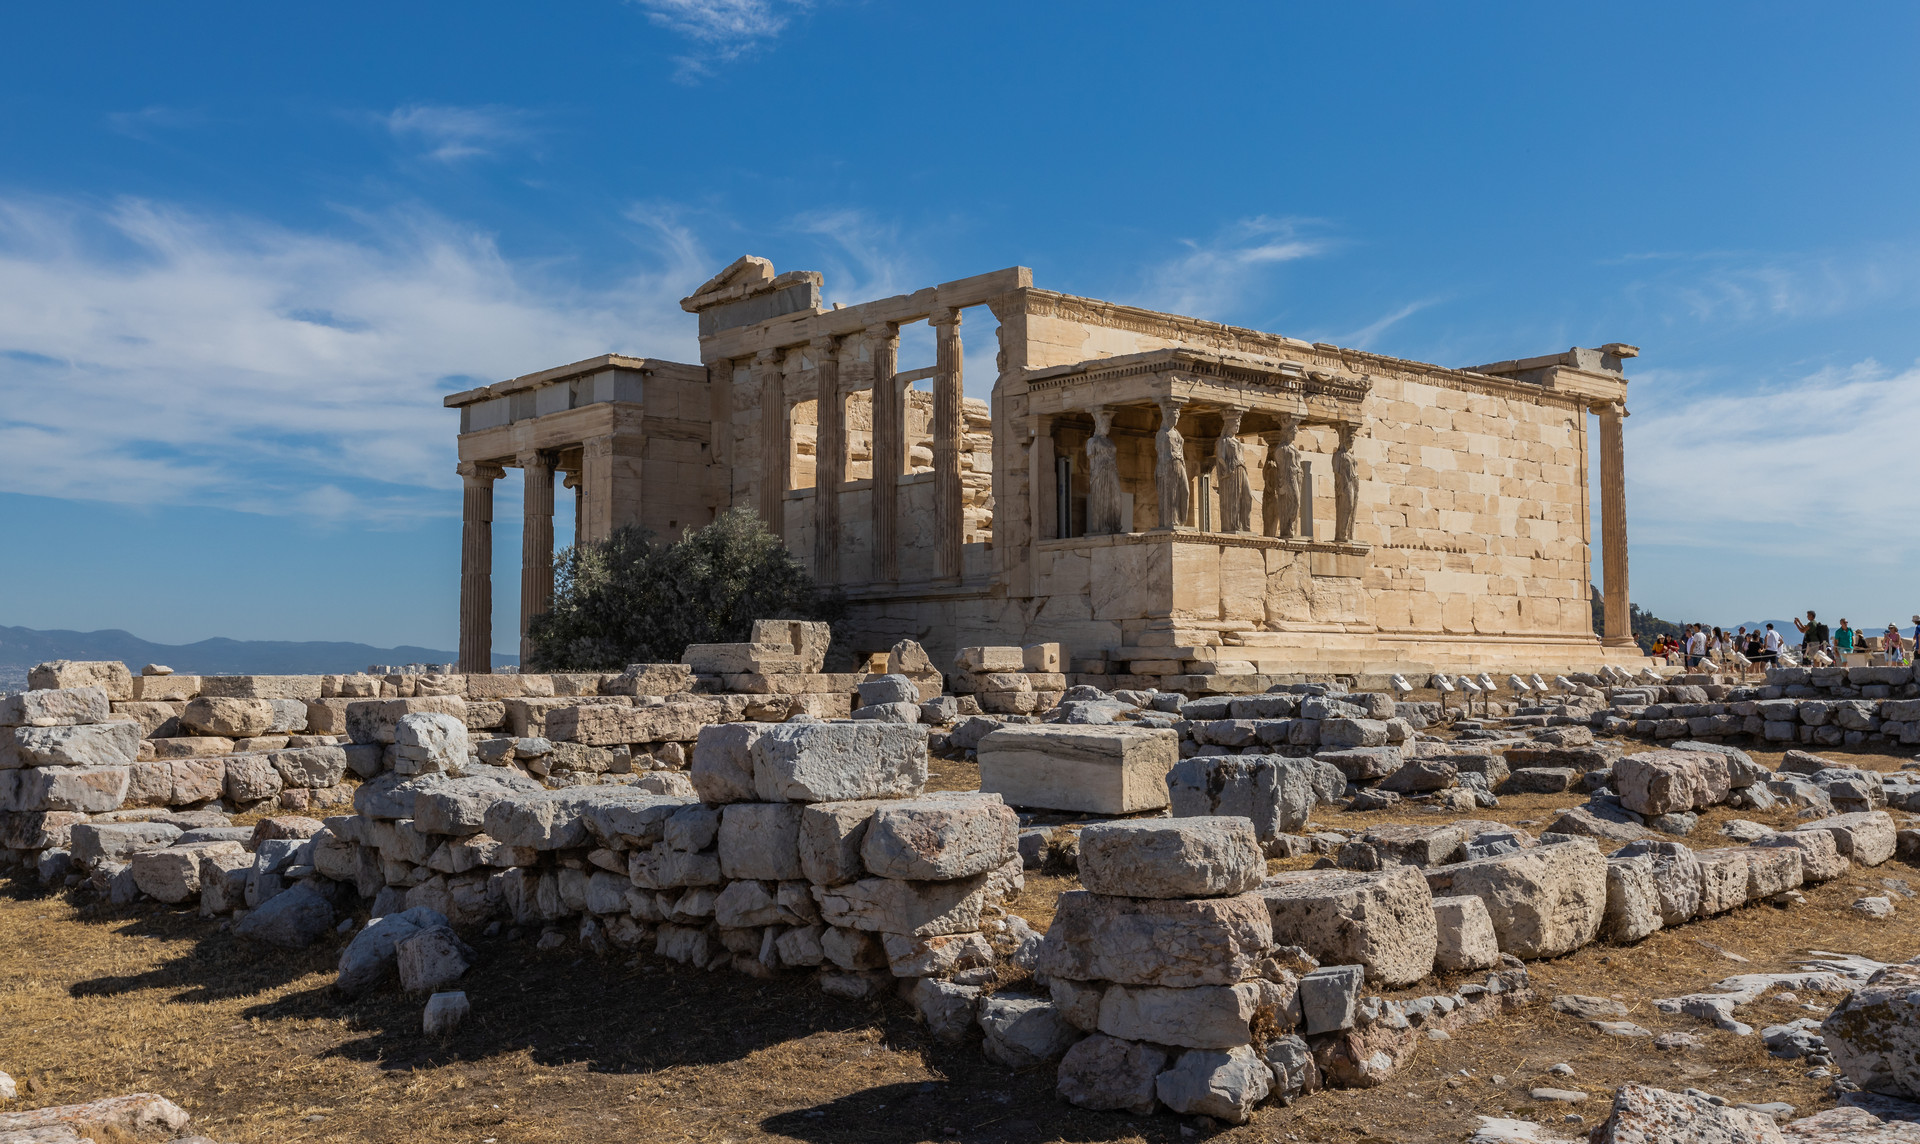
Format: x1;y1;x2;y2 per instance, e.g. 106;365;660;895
1645;610;1917;670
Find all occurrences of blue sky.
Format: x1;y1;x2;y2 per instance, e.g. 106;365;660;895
2;2;1918;655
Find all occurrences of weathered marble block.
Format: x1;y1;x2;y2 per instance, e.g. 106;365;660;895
976;725;1177;814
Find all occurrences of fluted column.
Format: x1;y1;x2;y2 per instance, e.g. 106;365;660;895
518;450;555;665
1596;402;1633;646
930;307;964;581
868;323;901;583
754;348;787;537
811;335;843;584
457;461;504;675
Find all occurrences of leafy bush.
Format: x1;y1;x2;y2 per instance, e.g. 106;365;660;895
524;508;840;672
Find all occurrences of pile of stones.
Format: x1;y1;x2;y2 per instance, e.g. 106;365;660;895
948;644;1070;716
1597;664;1920;747
1043;817;1332;1123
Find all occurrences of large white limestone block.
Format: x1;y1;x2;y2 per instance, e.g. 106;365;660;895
1096;979;1296;1049
976;725;1177;814
1036;891;1272;988
1423;840;1607;959
859;793;1018;881
749;723;928;803
9;721;140;768
1257;864;1437;987
1076;817;1264;899
1615;749;1731;816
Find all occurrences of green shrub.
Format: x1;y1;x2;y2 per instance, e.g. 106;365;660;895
525;508;840;671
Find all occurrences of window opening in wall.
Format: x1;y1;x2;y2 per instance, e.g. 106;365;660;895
1056;456;1073;539
789;398;818;489
1198;474;1213;532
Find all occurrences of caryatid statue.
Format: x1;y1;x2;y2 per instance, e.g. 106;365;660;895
1262;416;1302;538
1085;406;1124;536
1333;422;1360;543
1154;396;1189;530
1212;406;1253;533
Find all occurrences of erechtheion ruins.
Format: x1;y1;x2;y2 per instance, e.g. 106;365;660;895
446;257;1646;681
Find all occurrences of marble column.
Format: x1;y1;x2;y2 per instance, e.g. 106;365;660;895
1596;402;1633;646
518;450;554;665
1262;416;1301;539
868;323;901;583
754;348;787;538
811;335;843;584
1333;423;1359;543
1213;406;1253;533
562;470;582;550
1085;407;1123;535
930;307;964;580
457;461;504;675
1154;396;1189;530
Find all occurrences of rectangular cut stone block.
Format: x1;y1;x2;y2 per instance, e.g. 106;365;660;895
1166;755;1322;843
799;799;884;885
1095;979;1295;1050
749;723;928;803
976;725;1177;814
1743;845;1802;900
1423;840;1607;959
131;675;201;701
31;660;134;699
1036;891;1273;988
599;663;695;697
956;646;1025;673
1611;841;1701;926
1796;811;1896;867
683;643;804;675
483;788;657;850
112;701;184;738
1256;865;1437;987
198;675;323;700
10;765;130;813
69;821;182;867
718;802;805;881
11;721;140;768
1615;749;1732;816
0;687;111;728
464;674;556;699
1694;849;1750;915
690;722;765;804
1076;817;1265;899
1432;894;1500;971
345;697;466;744
1602;854;1663;943
546;702;710;747
811;872;991;937
1750;828;1846;881
1356;824;1465;868
860;793;1018;881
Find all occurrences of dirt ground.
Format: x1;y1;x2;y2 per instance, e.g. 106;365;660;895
1;738;1915;1143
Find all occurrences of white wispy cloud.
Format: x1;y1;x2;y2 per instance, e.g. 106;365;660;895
105;105;209;142
1626;357;1920;554
1338;297;1445;352
0;196;710;523
631;0;807;80
383;104;534;163
1136;216;1331;321
1615;244;1920;327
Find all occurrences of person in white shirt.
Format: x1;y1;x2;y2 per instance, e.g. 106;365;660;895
1761;624;1783;663
1685;628;1707;669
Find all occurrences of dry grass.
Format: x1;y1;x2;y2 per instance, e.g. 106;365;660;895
1;739;1912;1142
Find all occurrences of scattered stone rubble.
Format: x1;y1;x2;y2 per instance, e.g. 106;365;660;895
9;651;1920;1133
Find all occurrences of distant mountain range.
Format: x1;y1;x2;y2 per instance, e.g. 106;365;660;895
0;625;517;677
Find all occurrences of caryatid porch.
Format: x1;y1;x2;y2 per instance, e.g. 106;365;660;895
1019;347;1377;647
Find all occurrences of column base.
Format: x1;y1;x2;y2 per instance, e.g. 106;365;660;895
1601;635;1639;649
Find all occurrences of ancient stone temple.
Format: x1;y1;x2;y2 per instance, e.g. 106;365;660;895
446;256;1645;683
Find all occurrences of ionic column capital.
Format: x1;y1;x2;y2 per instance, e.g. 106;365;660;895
928;306;961;328
516;448;554;471
457;460;505;485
